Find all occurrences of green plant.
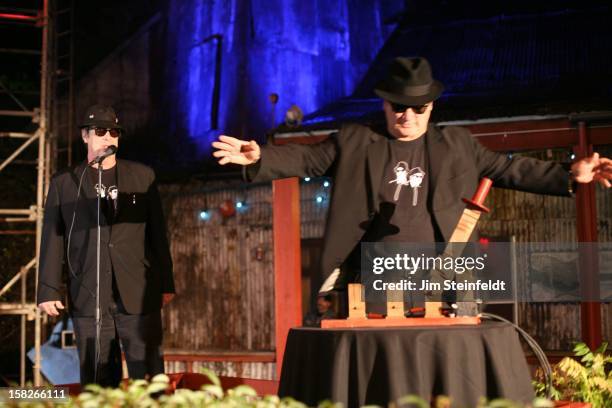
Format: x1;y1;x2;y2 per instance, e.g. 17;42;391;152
2;368;557;408
534;342;612;407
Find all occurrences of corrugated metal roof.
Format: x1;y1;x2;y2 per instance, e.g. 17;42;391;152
298;2;612;127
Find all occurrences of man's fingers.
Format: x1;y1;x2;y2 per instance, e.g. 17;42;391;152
245;140;259;152
44;304;58;316
38;301;64;316
212;150;232;158
218;157;231;165
597;157;612;165
211;141;235;151
218;135;245;147
597;178;612;188
595;167;612;179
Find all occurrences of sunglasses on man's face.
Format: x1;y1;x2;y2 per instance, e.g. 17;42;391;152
390;103;429;114
89;127;121;138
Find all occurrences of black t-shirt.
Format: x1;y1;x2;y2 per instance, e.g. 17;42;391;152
364;135;436;243
87;165;118;224
87;164;121;311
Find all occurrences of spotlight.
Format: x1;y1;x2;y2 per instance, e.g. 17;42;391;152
323;181;330;188
570;153;576;160
315;195;324;204
304;177;311;182
199;210;210;220
236;201;244;209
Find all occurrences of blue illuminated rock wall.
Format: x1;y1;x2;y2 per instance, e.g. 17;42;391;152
163;0;403;158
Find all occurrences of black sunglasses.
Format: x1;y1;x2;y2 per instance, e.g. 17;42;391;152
89;127;121;138
390;102;429;114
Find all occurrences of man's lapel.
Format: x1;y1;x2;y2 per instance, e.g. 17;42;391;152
426;124;451;208
74;161;100;222
114;160;124;221
365;130;389;213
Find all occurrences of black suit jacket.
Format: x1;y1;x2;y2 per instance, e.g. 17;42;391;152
247;123;571;288
37;159;175;316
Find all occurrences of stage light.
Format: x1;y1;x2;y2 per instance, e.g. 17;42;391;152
323;181;330;188
304;177;311;182
570;153;576;160
199;210;210;220
315;195;324;204
285;104;303;128
236;201;243;209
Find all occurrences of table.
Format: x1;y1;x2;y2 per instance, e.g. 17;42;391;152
278;322;534;407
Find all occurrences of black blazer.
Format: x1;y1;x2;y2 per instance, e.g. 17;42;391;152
37;159;175;316
247;123;571;288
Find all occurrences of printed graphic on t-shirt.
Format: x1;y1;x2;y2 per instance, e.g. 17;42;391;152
94;184;118;199
108;185;118;200
388;161;426;205
95;183;107;198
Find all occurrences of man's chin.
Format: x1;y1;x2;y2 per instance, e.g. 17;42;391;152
396;130;419;138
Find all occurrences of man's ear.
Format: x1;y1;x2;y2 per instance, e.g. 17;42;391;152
81;128;88;144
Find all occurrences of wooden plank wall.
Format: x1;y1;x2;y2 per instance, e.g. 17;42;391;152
160;182;275;357
158;179;330;377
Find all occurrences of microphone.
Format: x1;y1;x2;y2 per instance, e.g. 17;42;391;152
88;145;117;166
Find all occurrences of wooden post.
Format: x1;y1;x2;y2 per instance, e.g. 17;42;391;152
575;122;602;349
273;178;303;380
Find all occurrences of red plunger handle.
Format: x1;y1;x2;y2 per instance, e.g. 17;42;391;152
472;178;493;205
462;178;493;213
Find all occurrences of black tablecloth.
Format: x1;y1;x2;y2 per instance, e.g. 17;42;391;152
278;322;534;407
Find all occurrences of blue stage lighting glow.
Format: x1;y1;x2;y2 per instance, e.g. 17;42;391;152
166;0;402;158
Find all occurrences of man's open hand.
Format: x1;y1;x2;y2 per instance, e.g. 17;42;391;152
571;152;612;188
212;135;261;166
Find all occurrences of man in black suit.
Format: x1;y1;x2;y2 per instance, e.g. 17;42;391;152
37;105;175;386
212;57;612;294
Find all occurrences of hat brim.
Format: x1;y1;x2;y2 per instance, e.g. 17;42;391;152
374;80;444;106
79;120;123;130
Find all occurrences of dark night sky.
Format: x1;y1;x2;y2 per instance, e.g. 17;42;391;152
1;0;161;84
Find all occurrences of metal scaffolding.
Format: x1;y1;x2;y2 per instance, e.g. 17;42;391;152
0;0;74;386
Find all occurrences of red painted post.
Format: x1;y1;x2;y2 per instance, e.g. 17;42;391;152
272;177;303;380
574;122;602;350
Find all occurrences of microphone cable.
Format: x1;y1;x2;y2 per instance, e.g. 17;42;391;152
66;164;104;382
479;312;554;399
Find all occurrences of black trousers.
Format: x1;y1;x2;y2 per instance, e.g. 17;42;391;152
72;296;164;387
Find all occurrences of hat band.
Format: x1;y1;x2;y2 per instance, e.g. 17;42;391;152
394;82;433;96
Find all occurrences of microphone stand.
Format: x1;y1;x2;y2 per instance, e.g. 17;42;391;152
94;161;103;383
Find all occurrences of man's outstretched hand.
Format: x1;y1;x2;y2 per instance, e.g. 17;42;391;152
212;135;261;166
571;152;612;188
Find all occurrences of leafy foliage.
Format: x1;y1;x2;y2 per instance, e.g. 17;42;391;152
3;369;560;408
534;342;612;407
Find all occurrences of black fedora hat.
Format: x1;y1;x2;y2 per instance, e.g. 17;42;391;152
79;104;123;129
374;57;444;105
